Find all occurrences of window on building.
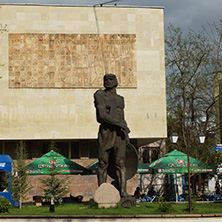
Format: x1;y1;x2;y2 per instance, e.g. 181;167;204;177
4;142;17;159
89;140;98;159
42;141;50;155
142;148;159;164
71;142;80;159
25;141;32;159
79;140;89;158
42;141;68;156
142;149;150;164
3;141;32;160
29;140;43;158
151;149;159;162
0;143;3;155
57;142;69;158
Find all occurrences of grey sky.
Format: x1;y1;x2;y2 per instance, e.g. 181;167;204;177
0;0;222;32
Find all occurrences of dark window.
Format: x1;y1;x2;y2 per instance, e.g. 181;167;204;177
143;149;150;164
71;142;80;159
0;143;3;154
24;141;32;159
79;140;89;158
29;140;43;158
5;142;17;159
89;140;98;159
57;142;69;158
142;148;159;164
42;141;50;154
42;141;63;155
151;149;159;162
4;141;33;160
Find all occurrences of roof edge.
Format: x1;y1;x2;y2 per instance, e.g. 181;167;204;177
0;4;164;9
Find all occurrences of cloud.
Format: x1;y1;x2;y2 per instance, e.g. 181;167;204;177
117;0;222;31
140;0;222;31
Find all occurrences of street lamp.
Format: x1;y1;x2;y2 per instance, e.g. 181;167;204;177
170;132;179;144
170;129;205;214
198;133;206;144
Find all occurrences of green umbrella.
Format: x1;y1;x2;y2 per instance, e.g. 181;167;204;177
137;161;151;174
25;150;90;175
149;150;216;174
86;160;151;174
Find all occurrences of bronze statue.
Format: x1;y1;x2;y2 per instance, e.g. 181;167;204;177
94;73;130;197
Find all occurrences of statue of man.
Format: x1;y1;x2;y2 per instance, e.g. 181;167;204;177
94;73;130;197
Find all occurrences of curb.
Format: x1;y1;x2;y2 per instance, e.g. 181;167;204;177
1;214;222;219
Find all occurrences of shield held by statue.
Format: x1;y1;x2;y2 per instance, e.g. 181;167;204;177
107;143;139;181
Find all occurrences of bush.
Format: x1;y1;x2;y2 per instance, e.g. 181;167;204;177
0;197;10;213
158;197;173;213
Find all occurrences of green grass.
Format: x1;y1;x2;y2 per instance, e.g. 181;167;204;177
1;202;222;216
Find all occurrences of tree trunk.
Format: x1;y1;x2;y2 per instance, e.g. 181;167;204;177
19;192;22;209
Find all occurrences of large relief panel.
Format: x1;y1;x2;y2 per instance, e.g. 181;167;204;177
8;34;137;88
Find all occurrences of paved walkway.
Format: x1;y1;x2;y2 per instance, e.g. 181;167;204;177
1;215;222;222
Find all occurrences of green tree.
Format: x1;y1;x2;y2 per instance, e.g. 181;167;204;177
165;24;222;167
11;141;32;209
39;142;70;212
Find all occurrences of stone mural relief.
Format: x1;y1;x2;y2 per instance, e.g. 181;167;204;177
8;34;137;88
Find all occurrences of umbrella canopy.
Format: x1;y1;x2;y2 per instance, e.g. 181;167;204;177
137;161;152;174
149;150;216;174
25;150;90;175
0;155;13;173
86;160;151;174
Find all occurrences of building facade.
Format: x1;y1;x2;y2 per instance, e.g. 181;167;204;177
0;4;166;200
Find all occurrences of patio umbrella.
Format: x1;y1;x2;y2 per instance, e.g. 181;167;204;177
0;155;13;173
137;161;152;174
25;150;90;175
86;160;151;174
149;150;215;202
149;150;216;174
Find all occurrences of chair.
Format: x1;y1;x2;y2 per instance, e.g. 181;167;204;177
141;195;156;203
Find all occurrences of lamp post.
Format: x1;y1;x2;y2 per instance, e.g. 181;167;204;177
170;127;205;214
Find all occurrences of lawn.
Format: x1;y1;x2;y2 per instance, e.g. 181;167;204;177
1;202;222;216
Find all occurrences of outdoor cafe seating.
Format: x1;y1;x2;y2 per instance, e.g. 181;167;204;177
168;194;186;202
136;195;156;203
201;194;222;201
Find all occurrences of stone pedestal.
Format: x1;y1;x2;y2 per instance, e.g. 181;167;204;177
119;196;136;208
94;183;121;208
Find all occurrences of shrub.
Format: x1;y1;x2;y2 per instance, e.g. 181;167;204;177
158;197;173;213
0;196;10;213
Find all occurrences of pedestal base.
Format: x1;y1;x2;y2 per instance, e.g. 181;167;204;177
119;196;136;208
94;183;121;208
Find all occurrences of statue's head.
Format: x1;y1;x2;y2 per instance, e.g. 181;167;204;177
103;73;118;89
